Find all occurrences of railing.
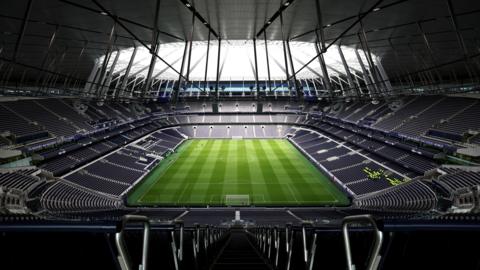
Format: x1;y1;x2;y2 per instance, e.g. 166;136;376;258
114;215;229;270
343;215;383;270
248;214;384;270
115;215;150;270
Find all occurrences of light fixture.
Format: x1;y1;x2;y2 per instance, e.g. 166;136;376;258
284;1;290;6
100;11;108;15
267;21;271;24
326;24;331;27
373;7;381;12
185;2;191;7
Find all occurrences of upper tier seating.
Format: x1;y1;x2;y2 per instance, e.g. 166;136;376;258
0;104;44;138
35;99;93;132
431;100;480;137
373;96;442;132
3;100;78;137
394;97;473;136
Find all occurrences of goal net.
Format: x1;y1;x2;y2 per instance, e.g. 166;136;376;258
225;194;250;206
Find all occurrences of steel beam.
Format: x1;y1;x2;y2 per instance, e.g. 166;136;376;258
253;38;260;95
173;41;189;103
446;0;477;82
61;0;184;41
36;25;59;93
338;45;358;97
264;31;272;92
176;0;219;38
92;0;187;81
291;0;404;41
286;40;301;97
288;0;385;80
94;22;116;95
375;56;393;94
388;39;415;89
102;49;120;98
280;13;290;92
203;31;211;92
417;22;443;83
12;0;34;62
314;0;326;52
186;11;196;82
315;31;332;97
256;0;296;38
119;45;138;98
215;38;221;98
144;0;162;98
355;48;374;96
358;20;382;96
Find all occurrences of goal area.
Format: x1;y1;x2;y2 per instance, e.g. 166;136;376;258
225;195;250;206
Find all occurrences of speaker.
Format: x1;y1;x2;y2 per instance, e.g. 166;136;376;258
212;103;219;113
257;103;263;113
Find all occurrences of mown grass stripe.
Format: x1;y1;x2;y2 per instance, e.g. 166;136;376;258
129;139;350;206
205;140;229;205
252;140;289;203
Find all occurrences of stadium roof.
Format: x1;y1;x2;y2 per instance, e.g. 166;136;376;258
1;0;479;90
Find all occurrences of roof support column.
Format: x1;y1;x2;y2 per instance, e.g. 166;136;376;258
173;41;189;103
264;31;272;93
280;13;291;95
374;56;393;95
355;48;374;97
314;31;332;98
101;49;120;99
358;18;384;96
186;11;196;83
253;38;259;98
144;0;162;99
118;45;138;99
203;31;211;93
286;40;301;98
338;45;358;98
93;22;116;96
144;43;159;98
215;38;221;99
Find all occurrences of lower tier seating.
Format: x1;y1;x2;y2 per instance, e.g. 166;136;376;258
40;182;120;212
355;180;437;212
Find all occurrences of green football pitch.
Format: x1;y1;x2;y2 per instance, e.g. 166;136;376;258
128;139;349;206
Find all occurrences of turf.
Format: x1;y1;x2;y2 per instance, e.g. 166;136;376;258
128;139;350;206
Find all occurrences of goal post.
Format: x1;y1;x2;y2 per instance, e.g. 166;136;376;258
225;194;250;206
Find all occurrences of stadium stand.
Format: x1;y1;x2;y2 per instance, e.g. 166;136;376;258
355;180;438;212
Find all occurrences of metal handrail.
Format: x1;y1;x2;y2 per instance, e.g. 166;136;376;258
342;214;383;270
115;215;151;270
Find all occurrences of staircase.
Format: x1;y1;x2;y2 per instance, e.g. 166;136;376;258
211;230;271;270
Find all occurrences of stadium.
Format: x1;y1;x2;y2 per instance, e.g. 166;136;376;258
0;0;480;269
